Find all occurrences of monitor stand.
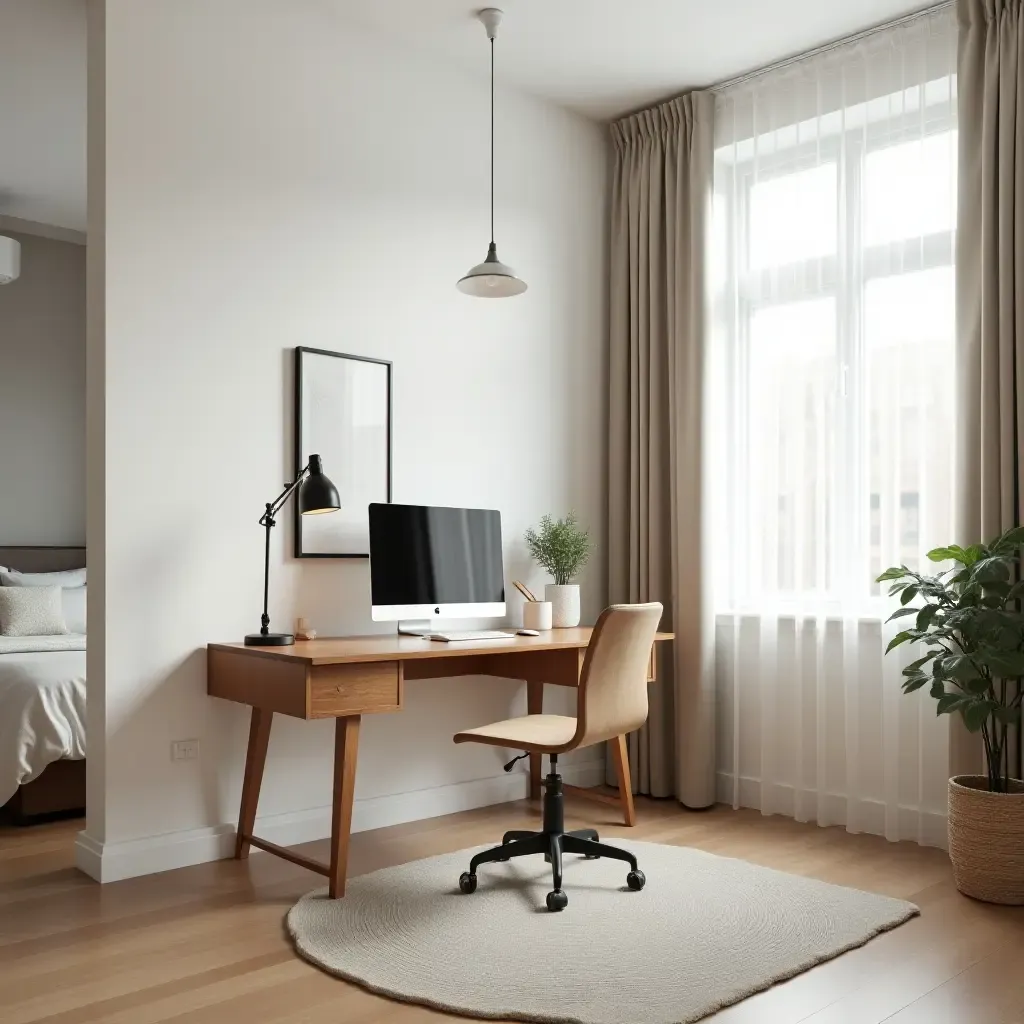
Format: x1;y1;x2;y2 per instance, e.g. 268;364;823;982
398;619;434;638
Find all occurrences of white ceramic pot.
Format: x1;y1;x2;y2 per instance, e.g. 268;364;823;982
545;584;581;628
522;601;553;631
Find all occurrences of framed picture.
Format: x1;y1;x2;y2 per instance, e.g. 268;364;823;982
294;346;392;557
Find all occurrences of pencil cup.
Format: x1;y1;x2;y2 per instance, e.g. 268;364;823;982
522;601;553;631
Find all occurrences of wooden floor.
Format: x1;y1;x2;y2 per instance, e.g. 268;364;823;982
1;797;1022;1024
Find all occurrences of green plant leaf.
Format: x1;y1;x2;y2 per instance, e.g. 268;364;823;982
877;567;908;581
902;675;930;693
942;654;982;682
972;557;1011;583
964;701;996;732
916;605;939;631
963;545;987;565
926;548;955;563
886;631;915;654
900;585;919;606
903;654;935;675
937;693;967;715
980;650;1024;679
993;526;1024;551
963;676;992;695
887;607;918;621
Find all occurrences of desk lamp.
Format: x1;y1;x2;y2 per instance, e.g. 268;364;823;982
245;454;340;646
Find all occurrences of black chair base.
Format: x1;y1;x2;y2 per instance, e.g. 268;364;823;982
457;755;646;911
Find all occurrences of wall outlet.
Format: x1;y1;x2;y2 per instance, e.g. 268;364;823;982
171;738;199;762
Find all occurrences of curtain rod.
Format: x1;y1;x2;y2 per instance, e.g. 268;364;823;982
711;1;954;94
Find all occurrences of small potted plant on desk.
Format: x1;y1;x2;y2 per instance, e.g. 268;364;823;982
524;511;592;628
879;527;1024;905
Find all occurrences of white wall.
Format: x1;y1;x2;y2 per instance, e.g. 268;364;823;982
83;0;608;878
0;228;85;545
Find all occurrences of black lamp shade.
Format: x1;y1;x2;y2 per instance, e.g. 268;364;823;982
299;454;340;514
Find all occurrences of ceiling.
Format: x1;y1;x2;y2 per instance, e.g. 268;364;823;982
0;0;939;233
342;0;940;120
0;0;86;232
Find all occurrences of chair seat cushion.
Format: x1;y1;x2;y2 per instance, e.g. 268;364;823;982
453;714;578;752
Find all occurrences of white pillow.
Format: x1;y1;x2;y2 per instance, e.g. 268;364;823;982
62;585;87;634
0;567;87;589
0;586;68;637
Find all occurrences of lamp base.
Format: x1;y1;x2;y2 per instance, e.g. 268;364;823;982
244;632;295;647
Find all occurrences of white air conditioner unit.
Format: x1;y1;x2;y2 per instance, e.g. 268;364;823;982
0;235;21;284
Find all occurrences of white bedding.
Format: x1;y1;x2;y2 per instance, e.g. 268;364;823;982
0;638;86;806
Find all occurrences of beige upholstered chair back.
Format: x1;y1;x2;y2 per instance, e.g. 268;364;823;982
573;603;663;749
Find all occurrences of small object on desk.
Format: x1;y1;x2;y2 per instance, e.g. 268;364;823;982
516;628;540;637
429;630;514;642
512;579;538;603
522;600;553;631
295;617;317;641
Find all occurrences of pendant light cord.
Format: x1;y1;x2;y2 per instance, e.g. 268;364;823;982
490;35;495;246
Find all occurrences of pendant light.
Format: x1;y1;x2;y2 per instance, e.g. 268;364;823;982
457;8;527;298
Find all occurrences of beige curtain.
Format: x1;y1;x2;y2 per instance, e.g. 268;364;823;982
607;92;716;808
956;0;1024;779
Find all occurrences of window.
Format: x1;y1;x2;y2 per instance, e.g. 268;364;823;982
712;82;956;610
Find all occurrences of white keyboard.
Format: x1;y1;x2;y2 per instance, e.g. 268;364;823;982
428;630;514;642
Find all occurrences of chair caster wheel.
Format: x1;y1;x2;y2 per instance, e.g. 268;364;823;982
459;872;478;894
546;889;568;912
626;869;646;891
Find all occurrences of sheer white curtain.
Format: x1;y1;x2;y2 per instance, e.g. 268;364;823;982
711;6;957;847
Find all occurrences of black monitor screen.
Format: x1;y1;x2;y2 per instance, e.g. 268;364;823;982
369;503;505;607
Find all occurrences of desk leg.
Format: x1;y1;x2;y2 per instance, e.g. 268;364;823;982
527;680;543;801
329;715;361;898
235;708;273;859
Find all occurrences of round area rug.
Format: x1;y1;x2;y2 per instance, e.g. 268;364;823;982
287;840;917;1024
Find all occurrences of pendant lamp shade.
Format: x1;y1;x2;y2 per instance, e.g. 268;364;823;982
458;8;526;298
457;242;527;297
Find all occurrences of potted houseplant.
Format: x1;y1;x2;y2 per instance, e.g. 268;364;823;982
524;511;592;628
879;527;1024;904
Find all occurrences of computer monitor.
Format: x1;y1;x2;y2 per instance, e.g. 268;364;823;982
368;503;506;630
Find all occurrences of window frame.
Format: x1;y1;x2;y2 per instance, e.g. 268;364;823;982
714;99;957;610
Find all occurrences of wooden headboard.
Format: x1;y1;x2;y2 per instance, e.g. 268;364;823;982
0;546;86;573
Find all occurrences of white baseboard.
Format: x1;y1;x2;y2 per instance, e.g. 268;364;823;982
75;759;606;884
715;771;948;850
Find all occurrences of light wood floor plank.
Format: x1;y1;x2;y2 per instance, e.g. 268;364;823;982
0;798;1016;1024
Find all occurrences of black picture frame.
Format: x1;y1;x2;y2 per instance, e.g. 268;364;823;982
294;346;392;558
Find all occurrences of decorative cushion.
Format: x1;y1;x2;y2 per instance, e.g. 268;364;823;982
0;586;68;637
62;585;87;634
0;567;87;589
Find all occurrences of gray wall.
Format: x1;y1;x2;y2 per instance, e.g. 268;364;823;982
0;230;86;545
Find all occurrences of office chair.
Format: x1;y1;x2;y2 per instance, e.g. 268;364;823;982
453;602;663;911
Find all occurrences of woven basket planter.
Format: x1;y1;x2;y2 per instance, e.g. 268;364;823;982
948;775;1024;905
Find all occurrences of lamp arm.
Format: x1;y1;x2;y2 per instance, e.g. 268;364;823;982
258;463;309;525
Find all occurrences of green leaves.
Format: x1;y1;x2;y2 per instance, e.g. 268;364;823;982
524;511;591;586
964;700;999;732
883;529;1024;791
876;566;908;581
886;606;918;621
885;631;916;654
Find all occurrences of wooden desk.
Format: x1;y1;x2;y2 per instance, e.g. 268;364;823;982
207;628;673;897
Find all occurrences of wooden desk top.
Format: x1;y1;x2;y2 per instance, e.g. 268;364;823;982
210;629;674;666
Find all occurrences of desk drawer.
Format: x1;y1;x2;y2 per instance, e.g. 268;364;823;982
309;661;401;718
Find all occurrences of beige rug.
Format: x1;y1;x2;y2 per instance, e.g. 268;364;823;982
287;840;918;1024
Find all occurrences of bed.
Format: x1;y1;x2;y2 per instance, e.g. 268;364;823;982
0;546;87;820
